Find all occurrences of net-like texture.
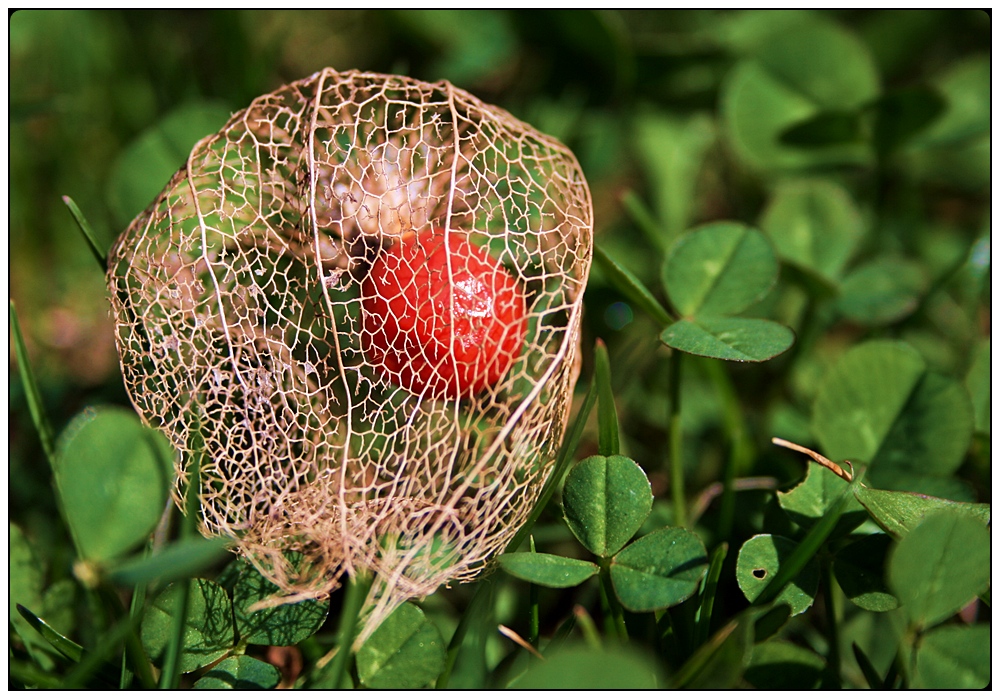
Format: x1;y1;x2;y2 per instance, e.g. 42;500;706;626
107;69;592;639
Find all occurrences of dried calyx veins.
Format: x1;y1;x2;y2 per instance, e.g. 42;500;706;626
106;69;592;641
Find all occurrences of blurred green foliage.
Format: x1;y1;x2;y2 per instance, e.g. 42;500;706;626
10;9;990;690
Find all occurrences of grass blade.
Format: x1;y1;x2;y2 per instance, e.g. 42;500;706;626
157;575;191;688
573;605;602;651
120;576;147;689
316;572;372;688
61;612;142;689
852;642;884;689
106;537;231;587
542;611;577;656
62;195;108;274
594;339;620;456
668;350;687;528
435;574;495;689
96;585;155;688
671;618;741;689
699;357;755;541
528;537;539;647
16;603;84;662
695;543;728;646
158;428;206;689
593;244;674;327
17;604;122;686
10;300;56;468
11;659;63;689
598;561;628;642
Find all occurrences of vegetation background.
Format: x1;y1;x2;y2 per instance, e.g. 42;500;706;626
9;9;991;689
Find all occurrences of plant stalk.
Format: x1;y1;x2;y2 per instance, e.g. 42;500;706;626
700;358;753;541
669;350;687;529
10;301;57;469
436;573;495;688
324;571;372;689
158;580;190;689
823;555;841;686
98;585;156;689
528;537;539;647
598;559;628;642
695;543;728;647
61;195;108;274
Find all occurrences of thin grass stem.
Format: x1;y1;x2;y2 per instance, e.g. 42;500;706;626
324;571;372;689
669;350;687;529
10;301;57;468
62;195;108;274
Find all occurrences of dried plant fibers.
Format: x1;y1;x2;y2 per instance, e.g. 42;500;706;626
107;69;593;643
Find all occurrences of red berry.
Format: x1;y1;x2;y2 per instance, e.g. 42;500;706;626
360;228;528;399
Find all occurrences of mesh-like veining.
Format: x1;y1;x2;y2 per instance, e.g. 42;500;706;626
107;69;593;640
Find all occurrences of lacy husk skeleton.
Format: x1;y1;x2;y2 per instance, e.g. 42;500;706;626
107;69;593;641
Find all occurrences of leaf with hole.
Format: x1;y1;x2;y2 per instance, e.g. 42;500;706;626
498;552;598;589
888;510;989;628
507;366;599;554
232;558;329;646
54;406;174;562
193;655;281;689
562;455;653;557
141;579;235;674
736;534;819;615
609;527;709;612
832;534;899;612
662;222;778;317
660;317;793;363
356;603;445;689
812;340;973;483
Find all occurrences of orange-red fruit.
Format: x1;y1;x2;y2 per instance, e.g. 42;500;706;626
361;228;528;399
